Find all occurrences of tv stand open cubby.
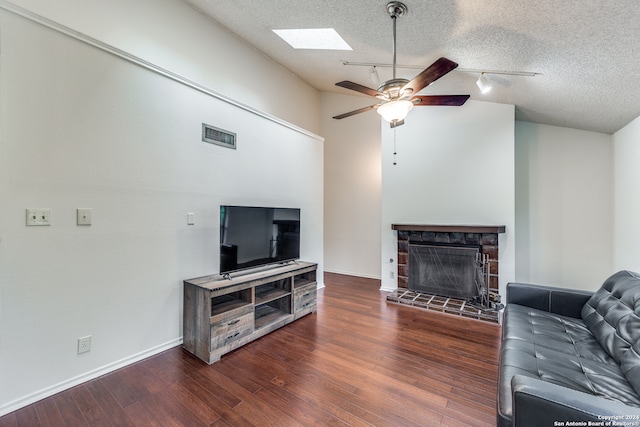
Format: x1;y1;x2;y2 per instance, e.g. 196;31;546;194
183;261;317;364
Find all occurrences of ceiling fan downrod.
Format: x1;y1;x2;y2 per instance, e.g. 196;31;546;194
386;1;407;80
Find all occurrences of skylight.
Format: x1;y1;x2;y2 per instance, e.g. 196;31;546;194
272;28;352;50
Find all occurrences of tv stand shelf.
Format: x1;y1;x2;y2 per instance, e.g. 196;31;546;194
254;305;289;330
255;284;290;305
183;261;317;364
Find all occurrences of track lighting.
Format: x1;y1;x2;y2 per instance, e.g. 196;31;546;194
476;72;492;94
342;61;541;78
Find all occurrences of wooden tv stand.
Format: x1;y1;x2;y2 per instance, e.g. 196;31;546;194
182;261;317;364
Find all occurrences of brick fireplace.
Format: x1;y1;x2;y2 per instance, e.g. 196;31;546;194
388;224;506;322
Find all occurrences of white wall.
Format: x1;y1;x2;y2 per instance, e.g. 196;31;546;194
515;122;613;289
0;4;323;414
5;0;320;134
613;116;640;273
320;93;382;278
380;101;516;296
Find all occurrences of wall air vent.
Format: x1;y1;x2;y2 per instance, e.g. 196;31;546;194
202;123;236;149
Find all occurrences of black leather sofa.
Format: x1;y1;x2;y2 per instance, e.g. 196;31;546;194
498;270;640;427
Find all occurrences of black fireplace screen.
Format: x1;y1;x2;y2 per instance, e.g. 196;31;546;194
408;244;483;300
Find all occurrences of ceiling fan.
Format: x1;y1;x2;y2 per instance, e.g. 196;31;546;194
333;1;470;128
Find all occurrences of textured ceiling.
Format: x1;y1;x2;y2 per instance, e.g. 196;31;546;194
183;0;640;134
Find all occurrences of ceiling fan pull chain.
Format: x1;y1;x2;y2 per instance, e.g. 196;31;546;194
393;128;398;165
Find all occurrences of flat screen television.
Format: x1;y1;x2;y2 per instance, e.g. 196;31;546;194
219;205;301;275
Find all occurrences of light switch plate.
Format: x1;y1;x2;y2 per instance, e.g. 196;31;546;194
187;213;195;225
26;208;51;226
77;208;92;225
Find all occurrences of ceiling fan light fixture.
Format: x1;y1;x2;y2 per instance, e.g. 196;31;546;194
377;99;414;123
476;72;492;94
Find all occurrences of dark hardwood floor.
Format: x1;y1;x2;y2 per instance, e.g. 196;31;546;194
0;273;502;426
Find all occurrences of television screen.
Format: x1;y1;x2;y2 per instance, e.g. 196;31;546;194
219;205;300;275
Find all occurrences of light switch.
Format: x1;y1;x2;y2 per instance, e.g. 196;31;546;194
26;208;51;226
77;208;92;225
187;213;195;225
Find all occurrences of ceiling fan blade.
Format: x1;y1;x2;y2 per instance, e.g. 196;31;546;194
335;81;384;98
411;94;470;106
402;57;459;95
332;104;380;120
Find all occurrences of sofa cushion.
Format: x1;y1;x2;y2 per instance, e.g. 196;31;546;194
503;304;614;362
581;270;640;394
499;304;640;422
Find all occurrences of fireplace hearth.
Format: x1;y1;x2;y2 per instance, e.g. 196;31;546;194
386;289;500;322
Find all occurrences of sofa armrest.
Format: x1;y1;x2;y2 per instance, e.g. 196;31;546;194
512;375;640;427
506;282;593;318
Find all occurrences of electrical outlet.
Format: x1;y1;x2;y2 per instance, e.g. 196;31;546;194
78;336;91;354
77;208;92;225
390;271;395;279
26;208;51;226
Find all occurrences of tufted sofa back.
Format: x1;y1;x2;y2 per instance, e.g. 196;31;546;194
582;270;640;394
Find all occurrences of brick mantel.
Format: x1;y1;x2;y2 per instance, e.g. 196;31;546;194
392;224;506;234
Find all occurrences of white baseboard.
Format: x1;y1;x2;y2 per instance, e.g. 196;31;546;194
0;338;182;417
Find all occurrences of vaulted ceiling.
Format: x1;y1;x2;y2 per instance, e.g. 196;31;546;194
184;0;639;135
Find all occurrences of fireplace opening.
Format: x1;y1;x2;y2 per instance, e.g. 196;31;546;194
409;243;485;301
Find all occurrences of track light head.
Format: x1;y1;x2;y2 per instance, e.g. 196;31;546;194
476;72;492;94
370;66;380;86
